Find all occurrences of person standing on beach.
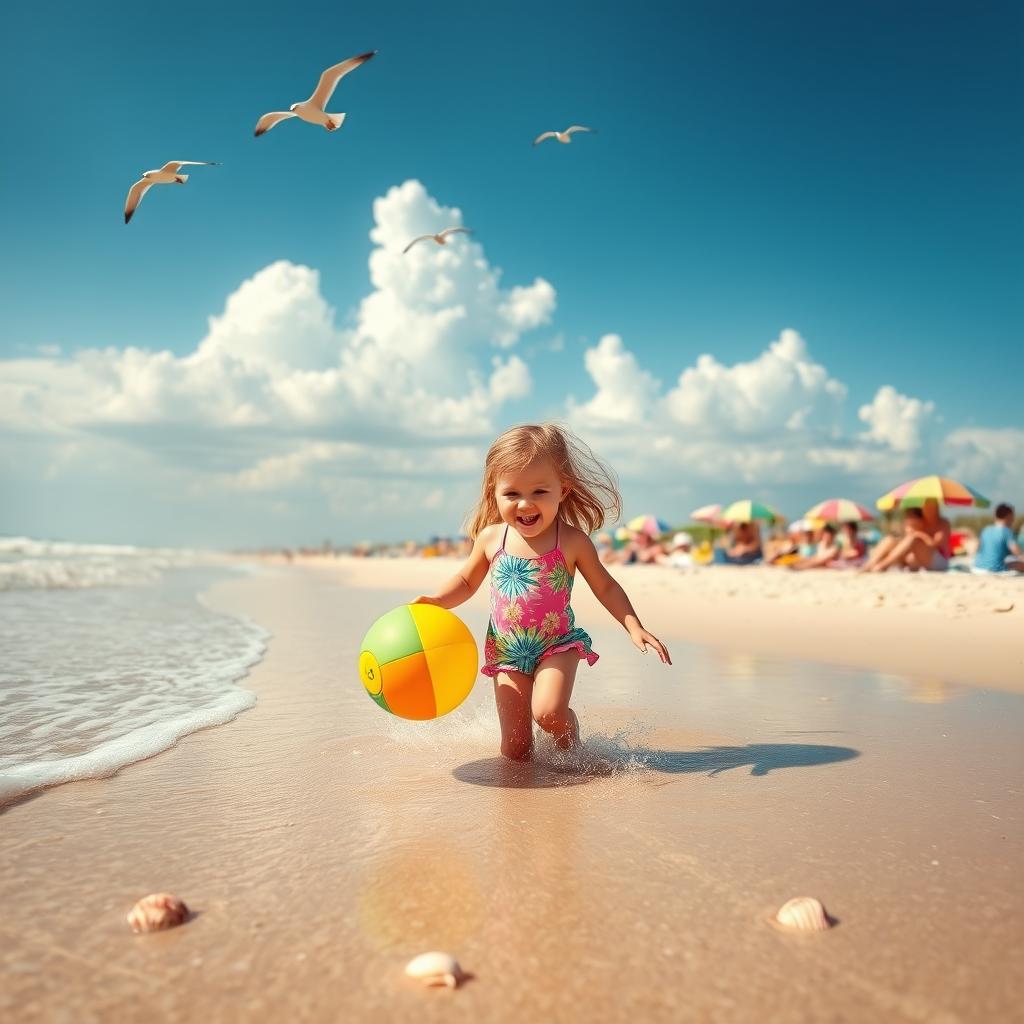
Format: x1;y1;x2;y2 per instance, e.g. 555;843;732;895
413;423;671;761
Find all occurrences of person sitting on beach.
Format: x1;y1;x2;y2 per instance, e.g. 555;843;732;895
630;531;667;565
974;503;1024;573
834;522;867;565
665;532;695;569
764;527;797;564
797;527;817;559
860;505;950;573
714;521;763;564
790;524;842;570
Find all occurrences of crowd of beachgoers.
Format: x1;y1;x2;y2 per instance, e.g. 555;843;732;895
270;499;1024;576
589;499;1024;575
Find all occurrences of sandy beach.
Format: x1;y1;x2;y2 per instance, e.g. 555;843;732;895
1;559;1021;1023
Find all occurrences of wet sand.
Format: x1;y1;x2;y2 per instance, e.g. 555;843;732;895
1;562;1022;1023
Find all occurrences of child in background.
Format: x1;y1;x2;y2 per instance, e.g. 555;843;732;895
414;423;671;761
974;503;1024;573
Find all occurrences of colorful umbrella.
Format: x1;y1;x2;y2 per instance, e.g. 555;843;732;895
721;499;782;524
804;498;875;523
875;476;990;511
626;514;671;537
690;503;723;522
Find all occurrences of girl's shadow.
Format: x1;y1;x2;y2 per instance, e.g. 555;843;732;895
452;742;859;789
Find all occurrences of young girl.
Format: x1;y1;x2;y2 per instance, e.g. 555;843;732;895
413;423;671;761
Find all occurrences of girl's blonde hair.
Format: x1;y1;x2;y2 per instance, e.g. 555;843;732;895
467;423;622;538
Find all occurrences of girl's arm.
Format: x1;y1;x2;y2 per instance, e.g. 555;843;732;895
573;534;672;665
413;527;495;610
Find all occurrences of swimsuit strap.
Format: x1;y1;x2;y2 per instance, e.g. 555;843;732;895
500;524;509;553
555;519;560;549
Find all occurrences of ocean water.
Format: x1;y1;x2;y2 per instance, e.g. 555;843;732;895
0;539;269;806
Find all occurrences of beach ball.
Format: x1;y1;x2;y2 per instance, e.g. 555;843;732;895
358;604;478;720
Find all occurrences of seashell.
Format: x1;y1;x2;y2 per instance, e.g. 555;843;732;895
127;893;190;933
404;951;464;989
774;896;831;932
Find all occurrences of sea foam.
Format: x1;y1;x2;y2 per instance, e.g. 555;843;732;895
0;536;213;591
0;558;268;806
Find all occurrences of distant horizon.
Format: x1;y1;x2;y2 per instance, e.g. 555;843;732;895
1;499;1016;553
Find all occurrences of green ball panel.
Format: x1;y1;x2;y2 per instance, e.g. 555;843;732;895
360;605;424;664
368;689;392;713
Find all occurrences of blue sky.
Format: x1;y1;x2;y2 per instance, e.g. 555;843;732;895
1;0;1021;546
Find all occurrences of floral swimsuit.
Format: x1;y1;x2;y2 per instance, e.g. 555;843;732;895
481;521;599;677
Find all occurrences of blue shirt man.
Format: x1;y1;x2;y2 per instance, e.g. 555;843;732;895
974;504;1023;572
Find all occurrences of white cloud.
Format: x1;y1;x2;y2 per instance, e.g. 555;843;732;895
488;355;531;403
663;328;846;436
564;329;954;512
362;179;555;363
197;261;337;373
944;427;1024;501
212;440;482;495
858;385;936;452
568;333;660;427
0;180;555;489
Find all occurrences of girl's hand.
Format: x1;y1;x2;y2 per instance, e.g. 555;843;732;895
412;595;442;606
630;626;671;665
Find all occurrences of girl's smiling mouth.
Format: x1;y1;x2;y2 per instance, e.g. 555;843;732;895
517;513;541;526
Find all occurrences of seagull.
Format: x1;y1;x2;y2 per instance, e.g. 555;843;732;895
533;125;595;146
124;161;219;224
254;50;377;137
402;227;472;254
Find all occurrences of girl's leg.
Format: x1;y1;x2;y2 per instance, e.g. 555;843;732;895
531;650;581;750
493;669;534;761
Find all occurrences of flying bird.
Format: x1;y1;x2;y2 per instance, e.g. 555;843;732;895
533;125;595;146
124;161;219;224
254;50;377;137
402;227;472;254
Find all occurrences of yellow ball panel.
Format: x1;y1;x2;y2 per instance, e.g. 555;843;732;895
424;641;478;716
359;651;383;695
408;603;475;651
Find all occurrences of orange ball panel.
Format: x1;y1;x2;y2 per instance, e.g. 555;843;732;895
380;651;437;720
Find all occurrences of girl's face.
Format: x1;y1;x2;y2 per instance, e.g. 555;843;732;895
493;456;567;538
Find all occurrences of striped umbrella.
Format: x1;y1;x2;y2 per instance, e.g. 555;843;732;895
690;503;724;522
876;476;990;511
626;514;672;537
804;498;875;523
721;499;782;524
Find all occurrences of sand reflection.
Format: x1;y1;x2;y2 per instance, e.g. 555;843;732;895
357;836;485;950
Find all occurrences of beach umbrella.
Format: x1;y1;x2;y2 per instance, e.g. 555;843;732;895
614;526;633;542
626;514;672;537
875;475;990;511
804;498;875;523
690;503;723;522
721;499;782;524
